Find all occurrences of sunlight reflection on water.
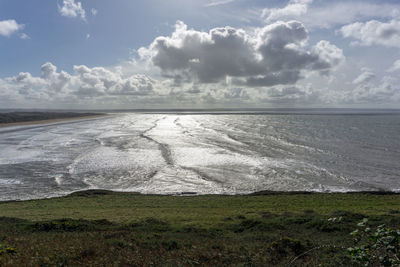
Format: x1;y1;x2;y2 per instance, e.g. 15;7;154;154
0;113;399;200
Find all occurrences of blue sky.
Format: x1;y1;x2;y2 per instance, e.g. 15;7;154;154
1;0;400;109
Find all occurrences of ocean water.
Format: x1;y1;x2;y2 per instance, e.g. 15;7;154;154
0;112;399;200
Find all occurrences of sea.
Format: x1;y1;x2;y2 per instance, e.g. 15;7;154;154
0;109;399;200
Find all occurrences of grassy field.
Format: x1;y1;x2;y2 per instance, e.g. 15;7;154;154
0;190;399;266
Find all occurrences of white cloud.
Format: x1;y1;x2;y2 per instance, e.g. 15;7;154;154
6;62;72;99
311;40;345;70
261;1;400;29
263;85;319;104
139;20;344;87
330;68;400;104
58;0;86;20
352;69;375;85
20;33;30;40
73;65;155;97
205;0;235;7
223;87;249;100
0;20;24;37
350;76;400;103
0;79;17;106
91;8;98;16
2;59;399;108
340;19;400;47
262;0;312;23
388;59;400;73
2;62;157;108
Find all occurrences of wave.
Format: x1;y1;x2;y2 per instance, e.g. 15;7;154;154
1;113;399;200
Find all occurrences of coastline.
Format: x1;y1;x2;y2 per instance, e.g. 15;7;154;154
1;189;399;217
1;188;398;203
0;114;109;128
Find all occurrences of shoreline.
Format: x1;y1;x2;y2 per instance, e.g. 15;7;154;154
1;188;398;204
1;188;399;221
0;114;108;128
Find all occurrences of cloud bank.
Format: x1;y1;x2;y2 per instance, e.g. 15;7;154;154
1;19;399;109
2;62;157;108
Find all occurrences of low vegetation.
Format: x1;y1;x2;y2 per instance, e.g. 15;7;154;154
348;218;400;266
0;112;103;124
0;190;399;266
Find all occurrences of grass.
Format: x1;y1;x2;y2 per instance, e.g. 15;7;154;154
0;190;399;266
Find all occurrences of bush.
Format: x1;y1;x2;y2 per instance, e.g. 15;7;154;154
30;219;113;232
128;217;171;232
162;240;180;251
0;243;16;255
268;237;310;264
347;218;400;266
305;217;342;232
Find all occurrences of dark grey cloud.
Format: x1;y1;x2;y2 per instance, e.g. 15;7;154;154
140;21;344;87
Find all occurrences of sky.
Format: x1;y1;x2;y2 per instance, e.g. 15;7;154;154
1;0;400;109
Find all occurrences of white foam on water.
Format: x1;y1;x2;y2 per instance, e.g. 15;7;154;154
146;116;190;146
173;147;262;167
54;174;64;185
0;145;46;164
133;166;224;194
0;178;23;185
70;146;164;174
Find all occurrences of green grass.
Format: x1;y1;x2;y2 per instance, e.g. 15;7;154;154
0;190;399;266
